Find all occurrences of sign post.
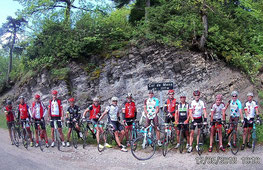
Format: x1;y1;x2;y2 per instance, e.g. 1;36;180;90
148;82;173;125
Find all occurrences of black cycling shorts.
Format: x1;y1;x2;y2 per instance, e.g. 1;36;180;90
244;118;254;128
125;118;134;127
111;121;124;132
34;119;46;130
165;116;175;124
177;119;189;131
190;118;202;130
50;117;62;128
7;121;14;129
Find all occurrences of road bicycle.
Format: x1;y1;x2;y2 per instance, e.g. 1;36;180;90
162;122;176;156
34;119;46;151
81;119;96;149
50;119;63;151
177;122;189;153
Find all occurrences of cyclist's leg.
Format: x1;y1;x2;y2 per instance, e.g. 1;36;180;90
50;118;55;142
233;117;239;143
67;128;72;141
112;121;122;146
209;123;215;147
176;124;181;143
185;125;190;145
26;122;33;142
58;120;65;141
7;122;12;142
196;118;202;145
218;124;223;146
154;116;160;140
247;119;253;143
34;122;39;143
41;121;48;143
243;118;248;145
189;122;196;146
228;117;234;144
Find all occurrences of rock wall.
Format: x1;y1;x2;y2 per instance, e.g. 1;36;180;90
0;44;257;117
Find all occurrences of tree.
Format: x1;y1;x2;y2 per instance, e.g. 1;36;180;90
0;16;27;83
15;0;106;27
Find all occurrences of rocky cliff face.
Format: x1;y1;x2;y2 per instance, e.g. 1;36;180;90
0;44;256;118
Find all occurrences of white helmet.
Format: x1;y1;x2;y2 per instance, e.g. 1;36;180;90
93;97;100;102
231;91;239;96
126;93;132;98
247;92;253;97
111;96;118;102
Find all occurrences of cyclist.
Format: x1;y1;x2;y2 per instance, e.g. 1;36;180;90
65;98;82;147
17;96;34;147
122;93;137;146
175;93;190;149
225;91;243;147
144;90;162;146
4;100;15;145
241;92;260;150
209;94;226;152
188;90;208;153
164;89;177;124
48;90;66;147
99;97;127;152
31;94;49;147
83;97;110;149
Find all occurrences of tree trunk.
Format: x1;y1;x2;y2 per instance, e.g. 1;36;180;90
199;9;208;51
145;0;150;21
6;25;16;83
64;0;72;26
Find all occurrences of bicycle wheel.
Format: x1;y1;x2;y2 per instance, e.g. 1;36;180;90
12;126;20;147
131;135;156;161
215;132;219;152
39;132;44;152
179;129;184;153
98;131;105;152
198;133;204;156
252;138;256;153
105;130;114;145
162;133;169;156
230;130;239;155
55;129;61;151
22;129;29;149
72;129;78;149
170;128;176;145
82;128;88;149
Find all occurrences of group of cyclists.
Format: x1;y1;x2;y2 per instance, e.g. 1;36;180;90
3;88;261;153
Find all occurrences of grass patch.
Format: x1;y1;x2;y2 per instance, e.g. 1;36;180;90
0;114;7;129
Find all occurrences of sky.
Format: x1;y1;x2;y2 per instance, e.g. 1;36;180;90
0;0;22;25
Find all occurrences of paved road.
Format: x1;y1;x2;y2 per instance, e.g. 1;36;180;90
0;128;262;170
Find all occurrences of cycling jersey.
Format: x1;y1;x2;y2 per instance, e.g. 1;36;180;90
177;102;189;121
67;105;81;121
244;100;258;119
49;99;63;117
32;101;46;120
144;97;159;118
88;104;101;119
18;103;30;120
105;105;119;121
211;102;225;120
4;106;15;122
229;99;242;117
164;98;177;116
189;100;206;119
122;101;136;119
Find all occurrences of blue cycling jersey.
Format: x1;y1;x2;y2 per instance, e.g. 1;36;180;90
229;99;242;117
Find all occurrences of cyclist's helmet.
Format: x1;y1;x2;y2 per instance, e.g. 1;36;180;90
19;96;24;99
148;90;154;94
180;93;186;98
7;100;12;105
247;92;253;97
52;90;58;95
111;96;118;102
35;94;40;99
193;90;200;96
127;93;133;98
68;98;75;102
216;94;223;100
168;89;175;95
231;91;238;96
93;97;100;102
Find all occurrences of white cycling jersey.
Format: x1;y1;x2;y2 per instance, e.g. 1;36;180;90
244;100;258;119
190;100;206;119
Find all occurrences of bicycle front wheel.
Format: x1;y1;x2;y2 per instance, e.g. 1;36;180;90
198;133;204;156
98;132;105;152
230;130;239;155
162;133;169;157
22;129;29;149
179;129;184;153
72;130;78;149
12;126;20;147
131;135;156;161
55;129;61;151
252;138;256;153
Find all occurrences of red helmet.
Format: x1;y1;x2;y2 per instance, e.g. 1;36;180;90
216;94;223;100
52;90;58;95
35;94;40;99
168;89;175;94
193;90;200;96
68;98;75;102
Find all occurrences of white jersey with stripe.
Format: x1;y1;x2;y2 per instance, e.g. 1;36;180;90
190;100;206;119
244;100;258;119
211;102;225;120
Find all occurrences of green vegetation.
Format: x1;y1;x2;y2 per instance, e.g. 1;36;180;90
51;67;70;81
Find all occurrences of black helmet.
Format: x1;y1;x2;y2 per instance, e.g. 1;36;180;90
7;100;12;105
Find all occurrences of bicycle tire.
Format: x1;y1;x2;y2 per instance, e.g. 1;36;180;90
215;132;219;152
98;131;105;152
131;135;156;161
197;133;204;156
105;129;114;145
72;129;78;149
179;129;184;153
11;126;20;147
22;129;29;149
82;128;88;149
162;132;169;157
230;130;239;155
252;139;256;153
39;132;44;152
55;129;61;151
170;128;176;145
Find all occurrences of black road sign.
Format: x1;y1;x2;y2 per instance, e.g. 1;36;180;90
148;82;173;91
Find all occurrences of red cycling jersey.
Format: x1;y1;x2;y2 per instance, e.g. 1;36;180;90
89;104;101;119
5;106;14;122
123;101;136;119
18;103;30;119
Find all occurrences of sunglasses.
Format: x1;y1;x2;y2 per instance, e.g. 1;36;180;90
232;96;237;97
180;96;186;98
194;95;200;97
113;100;118;102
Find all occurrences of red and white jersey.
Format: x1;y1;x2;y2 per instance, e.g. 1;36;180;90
244;100;258;118
190;100;206;119
51;100;60;116
211;102;225;120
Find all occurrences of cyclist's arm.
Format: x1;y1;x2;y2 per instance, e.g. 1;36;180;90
163;102;168;113
189;109;193;121
174;110;179;124
225;102;230;110
155;106;159;115
98;109;108;122
210;110;214;121
143;100;148;118
17;107;20;120
61;106;64;121
222;108;226;121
